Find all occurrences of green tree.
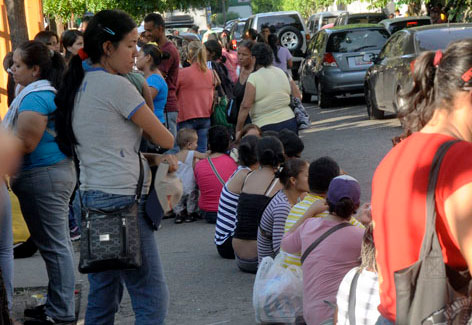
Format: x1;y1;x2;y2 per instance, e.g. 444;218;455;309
43;0;210;22
251;0;282;14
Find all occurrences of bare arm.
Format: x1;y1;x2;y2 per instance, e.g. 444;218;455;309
16;111;47;154
287;58;293;69
236;82;255;134
290;79;302;100
142;81;156;110
444;183;472;273
131;104;174;149
194;151;208;159
288;199;328;233
142;153;178;172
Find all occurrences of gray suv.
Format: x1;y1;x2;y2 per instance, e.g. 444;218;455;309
243;11;308;78
299;24;389;108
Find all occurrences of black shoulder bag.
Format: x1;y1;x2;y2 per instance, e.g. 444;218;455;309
78;153;143;273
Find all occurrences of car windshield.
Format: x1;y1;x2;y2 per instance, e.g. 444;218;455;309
389;20;430;34
327;29;390;53
415;28;472;51
234;22;245;38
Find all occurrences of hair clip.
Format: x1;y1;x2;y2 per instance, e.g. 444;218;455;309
98;24;115;36
433;50;442;67
462;67;472;83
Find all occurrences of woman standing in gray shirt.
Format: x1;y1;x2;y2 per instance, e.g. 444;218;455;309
55;10;174;325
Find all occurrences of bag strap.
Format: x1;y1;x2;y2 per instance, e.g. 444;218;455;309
301;222;352;264
208;157;225;185
348;270;361;325
75;149;144;210
419;140;460;259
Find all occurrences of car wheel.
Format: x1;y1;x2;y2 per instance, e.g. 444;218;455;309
278;26;303;52
366;84;384;119
317;82;332;109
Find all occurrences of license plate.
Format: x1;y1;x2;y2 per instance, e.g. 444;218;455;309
355;56;371;65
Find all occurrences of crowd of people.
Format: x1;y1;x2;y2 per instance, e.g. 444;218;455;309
1;6;472;325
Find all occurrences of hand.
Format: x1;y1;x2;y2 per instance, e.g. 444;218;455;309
355;203;372;226
159;154;178;173
306;199;328;217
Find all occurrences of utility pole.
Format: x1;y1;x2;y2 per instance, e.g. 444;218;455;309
222;0;226;26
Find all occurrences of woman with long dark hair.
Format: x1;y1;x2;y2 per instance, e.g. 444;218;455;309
4;40;75;324
55;10;173;324
372;39;472;324
61;29;83;64
268;34;292;73
136;44;169;124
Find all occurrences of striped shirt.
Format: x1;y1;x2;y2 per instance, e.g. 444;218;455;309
257;190;292;263
282;193;363;267
336;267;380;325
214;167;250;246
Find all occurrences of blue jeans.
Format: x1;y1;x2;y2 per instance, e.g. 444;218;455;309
178;117;211;153
260;117;298;135
375;315;394;325
0;183;13;311
165;111;179;154
81;191;169;325
11;159;76;321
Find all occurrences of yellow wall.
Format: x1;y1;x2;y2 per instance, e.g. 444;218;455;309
0;0;43;117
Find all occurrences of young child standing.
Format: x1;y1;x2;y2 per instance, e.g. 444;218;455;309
174;128;207;223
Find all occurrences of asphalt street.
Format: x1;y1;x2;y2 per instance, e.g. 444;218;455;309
12;97;402;325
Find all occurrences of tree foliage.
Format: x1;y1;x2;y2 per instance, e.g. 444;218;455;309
251;0;282;14
43;0;210;22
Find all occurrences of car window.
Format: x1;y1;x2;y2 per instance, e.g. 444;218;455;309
389;19;431;34
257;14;304;32
315;32;327;53
327;29;390;53
234;22;245;39
243;19;251;34
378;32;407;59
415;28;472;51
322;16;337;26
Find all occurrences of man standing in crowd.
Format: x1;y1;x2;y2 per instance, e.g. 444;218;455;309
144;13;180;140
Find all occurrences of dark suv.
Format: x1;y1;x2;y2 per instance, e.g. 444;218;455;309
243;11;308;78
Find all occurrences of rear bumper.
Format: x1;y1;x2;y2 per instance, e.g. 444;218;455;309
321;69;368;94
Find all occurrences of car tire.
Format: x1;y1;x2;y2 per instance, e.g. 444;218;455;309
301;84;311;103
366;84;384;119
317;82;332;109
278;26;303;52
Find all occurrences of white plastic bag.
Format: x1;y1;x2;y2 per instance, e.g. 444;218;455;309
253;253;304;324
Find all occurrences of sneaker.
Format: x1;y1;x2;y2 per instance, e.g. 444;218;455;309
69;226;81;242
24;316;75;324
24;304;46;319
174;214;184;224
184;214;195;223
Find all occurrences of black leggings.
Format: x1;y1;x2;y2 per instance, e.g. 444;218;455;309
216;237;235;259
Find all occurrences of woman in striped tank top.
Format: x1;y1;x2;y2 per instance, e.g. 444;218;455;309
215;135;259;259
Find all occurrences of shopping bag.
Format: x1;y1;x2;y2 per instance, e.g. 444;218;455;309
253;253;304;324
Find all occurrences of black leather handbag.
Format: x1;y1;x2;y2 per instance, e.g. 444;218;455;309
78;155;143;274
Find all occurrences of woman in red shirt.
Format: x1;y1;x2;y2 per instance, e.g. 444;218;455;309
371;39;472;324
177;41;216;153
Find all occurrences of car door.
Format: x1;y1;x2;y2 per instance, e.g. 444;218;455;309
382;32;410;111
300;33;319;93
312;32;327;94
372;33;402;108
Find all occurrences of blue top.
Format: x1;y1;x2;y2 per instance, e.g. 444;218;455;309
146;74;168;123
18;91;66;170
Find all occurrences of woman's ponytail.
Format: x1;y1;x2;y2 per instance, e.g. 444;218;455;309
55;54;85;157
48;51;66;89
398;51;436;134
188;41;207;72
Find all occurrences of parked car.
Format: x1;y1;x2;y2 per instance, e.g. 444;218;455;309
229;18;248;50
378;16;431;35
334;12;387;26
307;11;346;37
364;23;472;119
165;15;195;33
243;11;308;78
299;24;389;108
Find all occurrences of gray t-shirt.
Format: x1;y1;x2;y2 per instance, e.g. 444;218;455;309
73;68;151;195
